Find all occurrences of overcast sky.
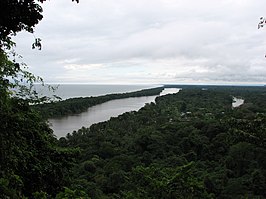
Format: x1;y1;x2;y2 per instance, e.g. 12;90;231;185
14;0;266;85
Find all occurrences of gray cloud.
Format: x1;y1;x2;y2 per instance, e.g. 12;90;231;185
13;0;266;84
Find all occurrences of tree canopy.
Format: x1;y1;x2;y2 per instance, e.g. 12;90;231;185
0;0;79;48
1;1;266;198
0;0;81;198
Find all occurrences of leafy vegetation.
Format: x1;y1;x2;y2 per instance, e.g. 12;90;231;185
0;0;81;198
1;0;266;198
54;86;266;199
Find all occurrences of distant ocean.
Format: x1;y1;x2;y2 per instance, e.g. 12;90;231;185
34;84;160;100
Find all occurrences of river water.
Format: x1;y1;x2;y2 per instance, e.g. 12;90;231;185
49;88;180;138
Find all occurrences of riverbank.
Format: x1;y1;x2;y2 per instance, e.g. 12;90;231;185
49;87;180;137
34;87;164;118
59;87;266;198
36;85;265;137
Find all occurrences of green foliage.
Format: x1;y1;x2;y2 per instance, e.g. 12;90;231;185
2;4;266;198
0;0;79;48
0;0;43;47
124;162;212;199
32;191;49;199
1;1;80;198
0;93;79;198
55;187;90;199
59;86;266;198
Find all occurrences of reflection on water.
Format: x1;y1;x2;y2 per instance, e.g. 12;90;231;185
49;88;180;138
49;96;156;138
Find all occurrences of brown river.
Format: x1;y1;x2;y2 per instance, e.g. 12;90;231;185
49;88;180;138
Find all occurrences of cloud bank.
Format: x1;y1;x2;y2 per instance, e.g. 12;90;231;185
14;0;266;84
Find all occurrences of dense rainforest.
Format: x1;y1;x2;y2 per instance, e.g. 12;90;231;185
54;85;265;199
0;1;81;198
1;83;266;198
1;0;266;198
